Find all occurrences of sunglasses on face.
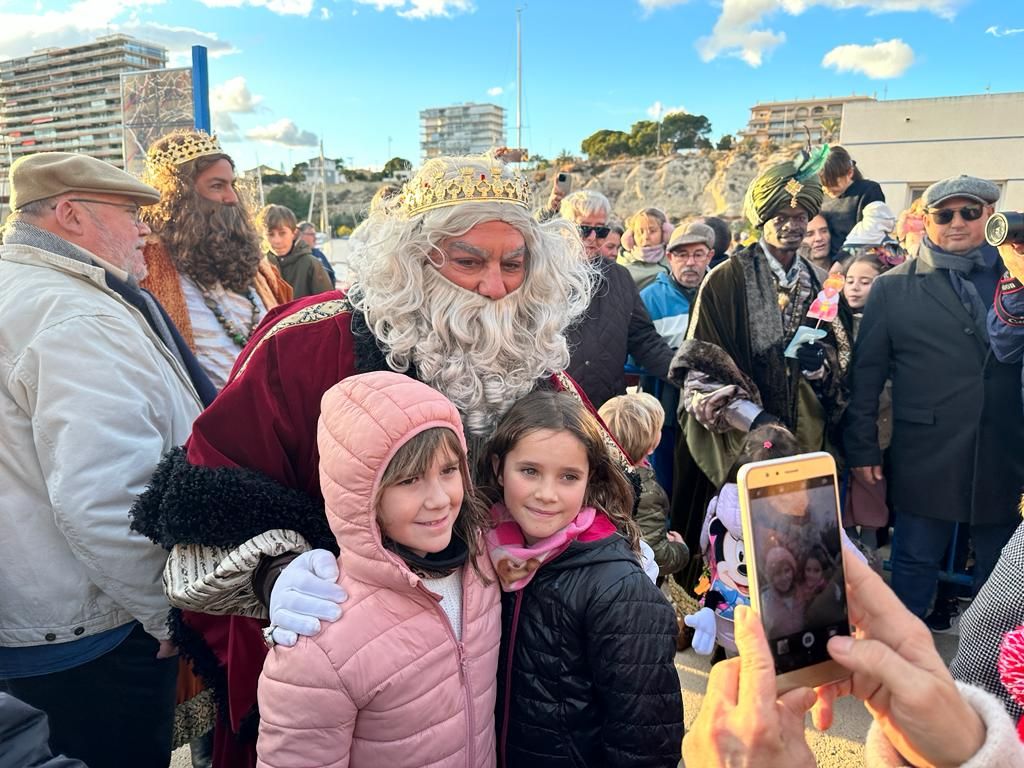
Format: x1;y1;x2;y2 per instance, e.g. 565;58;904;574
579;224;610;239
926;205;984;225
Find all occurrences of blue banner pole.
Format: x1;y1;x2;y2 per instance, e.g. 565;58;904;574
192;46;211;132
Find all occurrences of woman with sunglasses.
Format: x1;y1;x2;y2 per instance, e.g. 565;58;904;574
559;190;675;409
844;174;1024;633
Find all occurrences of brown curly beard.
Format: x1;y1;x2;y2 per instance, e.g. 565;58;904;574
144;183;264;294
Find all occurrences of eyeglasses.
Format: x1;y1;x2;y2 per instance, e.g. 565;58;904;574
669;248;710;262
65;198;144;224
926;205;984;225
578;224;611;239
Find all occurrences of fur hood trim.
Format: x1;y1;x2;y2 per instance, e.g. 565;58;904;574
669;339;762;406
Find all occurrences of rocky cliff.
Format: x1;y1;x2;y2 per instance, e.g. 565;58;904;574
318;146;799;226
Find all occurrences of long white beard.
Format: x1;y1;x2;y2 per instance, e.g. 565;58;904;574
411;268;566;437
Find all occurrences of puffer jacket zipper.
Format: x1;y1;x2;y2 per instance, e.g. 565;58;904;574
499;590;524;768
419;577;475;767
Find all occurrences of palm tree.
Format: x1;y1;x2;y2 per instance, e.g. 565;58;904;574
819;118;840;143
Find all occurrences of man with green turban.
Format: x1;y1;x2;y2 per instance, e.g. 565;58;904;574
667;150;852;488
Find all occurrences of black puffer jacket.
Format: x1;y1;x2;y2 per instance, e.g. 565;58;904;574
496;533;683;767
566;258;675;409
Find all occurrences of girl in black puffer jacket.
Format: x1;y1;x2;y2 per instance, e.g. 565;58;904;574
481;391;683;767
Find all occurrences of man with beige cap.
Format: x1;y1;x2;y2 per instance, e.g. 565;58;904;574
0;152;203;767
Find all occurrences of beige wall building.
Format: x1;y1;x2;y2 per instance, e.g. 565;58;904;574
839;92;1024;212
420;103;505;163
739;95;875;145
0;34;166;173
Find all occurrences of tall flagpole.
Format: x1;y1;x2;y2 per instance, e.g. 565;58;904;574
516;6;522;154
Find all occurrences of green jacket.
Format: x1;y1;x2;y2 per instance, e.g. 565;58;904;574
635;464;689;576
267;238;333;299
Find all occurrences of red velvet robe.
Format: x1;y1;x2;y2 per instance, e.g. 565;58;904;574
176;290;604;768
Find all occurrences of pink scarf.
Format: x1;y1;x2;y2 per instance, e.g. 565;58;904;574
485;504;616;591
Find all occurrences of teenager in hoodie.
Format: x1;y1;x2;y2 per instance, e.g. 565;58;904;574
256;372;500;768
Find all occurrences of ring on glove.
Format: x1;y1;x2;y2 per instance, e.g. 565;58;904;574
262;624;279;650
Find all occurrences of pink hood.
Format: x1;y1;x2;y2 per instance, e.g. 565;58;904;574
258;372;500;768
317;371;470;589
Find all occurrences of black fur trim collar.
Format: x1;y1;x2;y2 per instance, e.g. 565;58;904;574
130;446;337;555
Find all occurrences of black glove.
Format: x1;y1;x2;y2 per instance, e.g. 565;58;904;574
750;410;782;430
796;341;826;373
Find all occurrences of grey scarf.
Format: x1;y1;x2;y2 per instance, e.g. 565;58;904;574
917;237;990;342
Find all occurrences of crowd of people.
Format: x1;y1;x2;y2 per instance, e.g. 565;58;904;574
0;130;1023;768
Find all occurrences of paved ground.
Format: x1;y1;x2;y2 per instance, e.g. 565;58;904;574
171;631;958;768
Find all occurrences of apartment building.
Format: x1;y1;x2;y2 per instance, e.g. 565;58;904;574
420;103;505;162
738;95;875;145
0;35;167;173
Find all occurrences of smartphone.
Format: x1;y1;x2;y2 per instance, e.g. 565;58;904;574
555;172;572;196
737;452;851;693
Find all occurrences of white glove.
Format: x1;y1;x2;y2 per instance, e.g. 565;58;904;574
638;539;660;584
268;549;348;647
684;607;717;656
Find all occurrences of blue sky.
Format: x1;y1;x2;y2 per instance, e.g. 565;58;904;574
1;0;1021;171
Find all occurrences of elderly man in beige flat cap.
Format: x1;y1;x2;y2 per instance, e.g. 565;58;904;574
0;152;204;768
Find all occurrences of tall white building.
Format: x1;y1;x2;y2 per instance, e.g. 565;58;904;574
0;35;167;173
420;103;505;162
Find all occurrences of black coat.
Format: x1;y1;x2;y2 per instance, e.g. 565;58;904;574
495;534;683;768
844;256;1024;525
566;258;674;409
820;177;885;258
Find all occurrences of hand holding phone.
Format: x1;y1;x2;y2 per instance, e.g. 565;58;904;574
738;452;851;693
547;172;571;213
682;605;818;768
812;556;987;767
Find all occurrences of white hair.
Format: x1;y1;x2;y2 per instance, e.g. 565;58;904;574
349;180;595;437
560;190;611;224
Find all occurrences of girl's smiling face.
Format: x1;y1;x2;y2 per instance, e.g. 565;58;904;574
495;428;590;544
844;261;881;309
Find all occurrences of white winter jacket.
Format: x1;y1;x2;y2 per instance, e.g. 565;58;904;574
0;243;202;647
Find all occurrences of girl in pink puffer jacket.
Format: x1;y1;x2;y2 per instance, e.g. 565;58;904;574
256;372;500;768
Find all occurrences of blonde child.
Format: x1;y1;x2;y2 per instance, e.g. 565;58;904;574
256;372;500;768
618;207;674;289
598;392;689;579
255;203;333;299
481;391;682;767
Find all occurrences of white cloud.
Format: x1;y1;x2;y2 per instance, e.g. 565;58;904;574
321;7;331;19
246;119;319;147
352;0;474;19
213;112;241;142
822;38;914;78
646;100;687;118
195;0;315;14
0;0;238;62
487;86;504;96
637;0;692;11
986;25;1024;37
212;77;264;113
690;0;957;68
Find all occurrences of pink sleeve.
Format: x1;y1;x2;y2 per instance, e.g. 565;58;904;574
257;639;356;768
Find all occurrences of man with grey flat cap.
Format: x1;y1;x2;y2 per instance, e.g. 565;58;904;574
0;152;203;767
845;173;1024;630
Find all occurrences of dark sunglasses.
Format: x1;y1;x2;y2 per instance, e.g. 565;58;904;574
926;205;984;225
579;224;611;239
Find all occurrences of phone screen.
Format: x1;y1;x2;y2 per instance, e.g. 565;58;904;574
748;474;850;673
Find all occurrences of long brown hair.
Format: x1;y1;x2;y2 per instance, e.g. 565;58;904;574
141;152;264;293
479;391;642;553
376;427;491;569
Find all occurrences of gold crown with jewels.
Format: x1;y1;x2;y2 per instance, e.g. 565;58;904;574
145;130;225;172
398;159;531;217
